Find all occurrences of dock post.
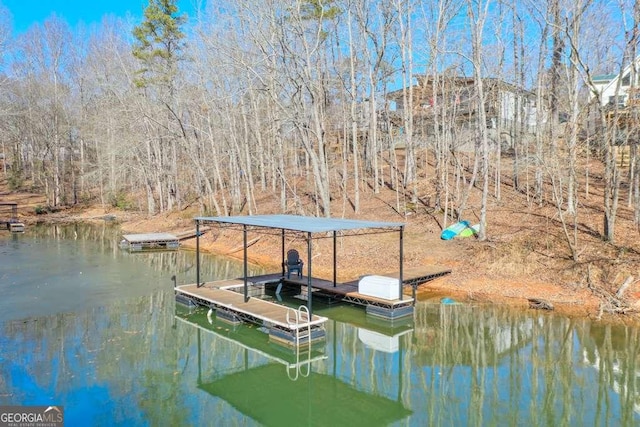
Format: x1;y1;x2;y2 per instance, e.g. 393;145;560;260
281;230;285;277
333;230;337;287
243;225;249;302
196;220;201;288
307;232;312;316
399;226;404;303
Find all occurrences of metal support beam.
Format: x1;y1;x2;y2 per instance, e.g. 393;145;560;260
243;225;249;302
333;230;337;287
307;232;312;316
399;226;405;302
196;220;201;288
281;229;285;277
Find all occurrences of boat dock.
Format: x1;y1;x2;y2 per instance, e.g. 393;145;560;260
182;214;452;346
0;202;25;232
175;265;450;338
175;279;327;347
120;232;180;251
246;265;451;319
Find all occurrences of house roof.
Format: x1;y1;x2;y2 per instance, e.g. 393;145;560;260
386;74;533;100
194;214;404;234
593;74;616;83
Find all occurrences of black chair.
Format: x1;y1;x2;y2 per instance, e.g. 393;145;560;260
285;249;304;278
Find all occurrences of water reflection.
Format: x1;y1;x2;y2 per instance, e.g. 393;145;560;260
0;225;639;426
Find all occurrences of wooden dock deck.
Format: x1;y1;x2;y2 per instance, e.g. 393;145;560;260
233;265;451;319
249;266;450;292
175;281;327;347
175;262;450;346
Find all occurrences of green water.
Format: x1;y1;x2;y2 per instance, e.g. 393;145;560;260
0;224;639;426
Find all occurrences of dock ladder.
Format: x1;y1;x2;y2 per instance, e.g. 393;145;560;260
286;305;312;380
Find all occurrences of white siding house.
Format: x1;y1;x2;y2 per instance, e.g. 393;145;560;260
592;58;640;107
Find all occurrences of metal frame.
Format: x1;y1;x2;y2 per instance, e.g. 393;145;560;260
194;215;405;318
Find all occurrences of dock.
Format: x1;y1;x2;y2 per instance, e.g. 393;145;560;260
120;232;180;251
247;265;451;319
183;214;452;346
0;202;25;233
175;265;451;339
175;279;327;347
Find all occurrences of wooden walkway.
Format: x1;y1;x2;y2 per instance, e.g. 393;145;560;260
175;264;451;337
249;265;451;305
177;283;325;329
174;227;210;241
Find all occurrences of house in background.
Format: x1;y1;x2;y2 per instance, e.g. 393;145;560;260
591;58;640;164
592;57;640;108
385;74;538;152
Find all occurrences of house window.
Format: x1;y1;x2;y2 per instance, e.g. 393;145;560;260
622;72;631;86
608;95;627;107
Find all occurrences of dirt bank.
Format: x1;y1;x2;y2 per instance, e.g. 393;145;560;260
4;179;639;323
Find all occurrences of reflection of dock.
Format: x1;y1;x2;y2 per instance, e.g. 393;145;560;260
175;280;327;347
175;308;327;370
199;364;412;426
178;306;411;427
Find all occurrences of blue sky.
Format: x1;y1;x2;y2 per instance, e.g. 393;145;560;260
1;0;197;35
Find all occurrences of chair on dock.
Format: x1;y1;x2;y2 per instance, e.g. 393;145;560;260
285;249;304;279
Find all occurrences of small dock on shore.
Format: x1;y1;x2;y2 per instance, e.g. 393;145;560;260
120;233;180;251
0;202;25;233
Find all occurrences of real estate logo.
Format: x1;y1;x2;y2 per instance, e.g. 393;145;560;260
0;406;64;427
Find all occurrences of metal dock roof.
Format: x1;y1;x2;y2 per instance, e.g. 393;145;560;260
194;214;404;233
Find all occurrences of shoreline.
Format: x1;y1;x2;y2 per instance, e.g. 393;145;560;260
115;215;614;322
19;207;640;324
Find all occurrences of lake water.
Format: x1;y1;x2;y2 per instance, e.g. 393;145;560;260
0;224;639;426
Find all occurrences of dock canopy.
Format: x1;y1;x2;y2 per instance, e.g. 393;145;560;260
194;214;403;235
193;215;406;317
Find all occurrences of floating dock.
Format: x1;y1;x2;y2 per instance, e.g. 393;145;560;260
183;214;452;344
0;202;25;232
120;233;180;251
175;279;327;347
247;265;451;320
175;264;451;341
8;222;25;232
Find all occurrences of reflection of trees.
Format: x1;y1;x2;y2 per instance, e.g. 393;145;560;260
580;322;640;426
0;289;185;424
27;223;262;285
409;303;640;426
